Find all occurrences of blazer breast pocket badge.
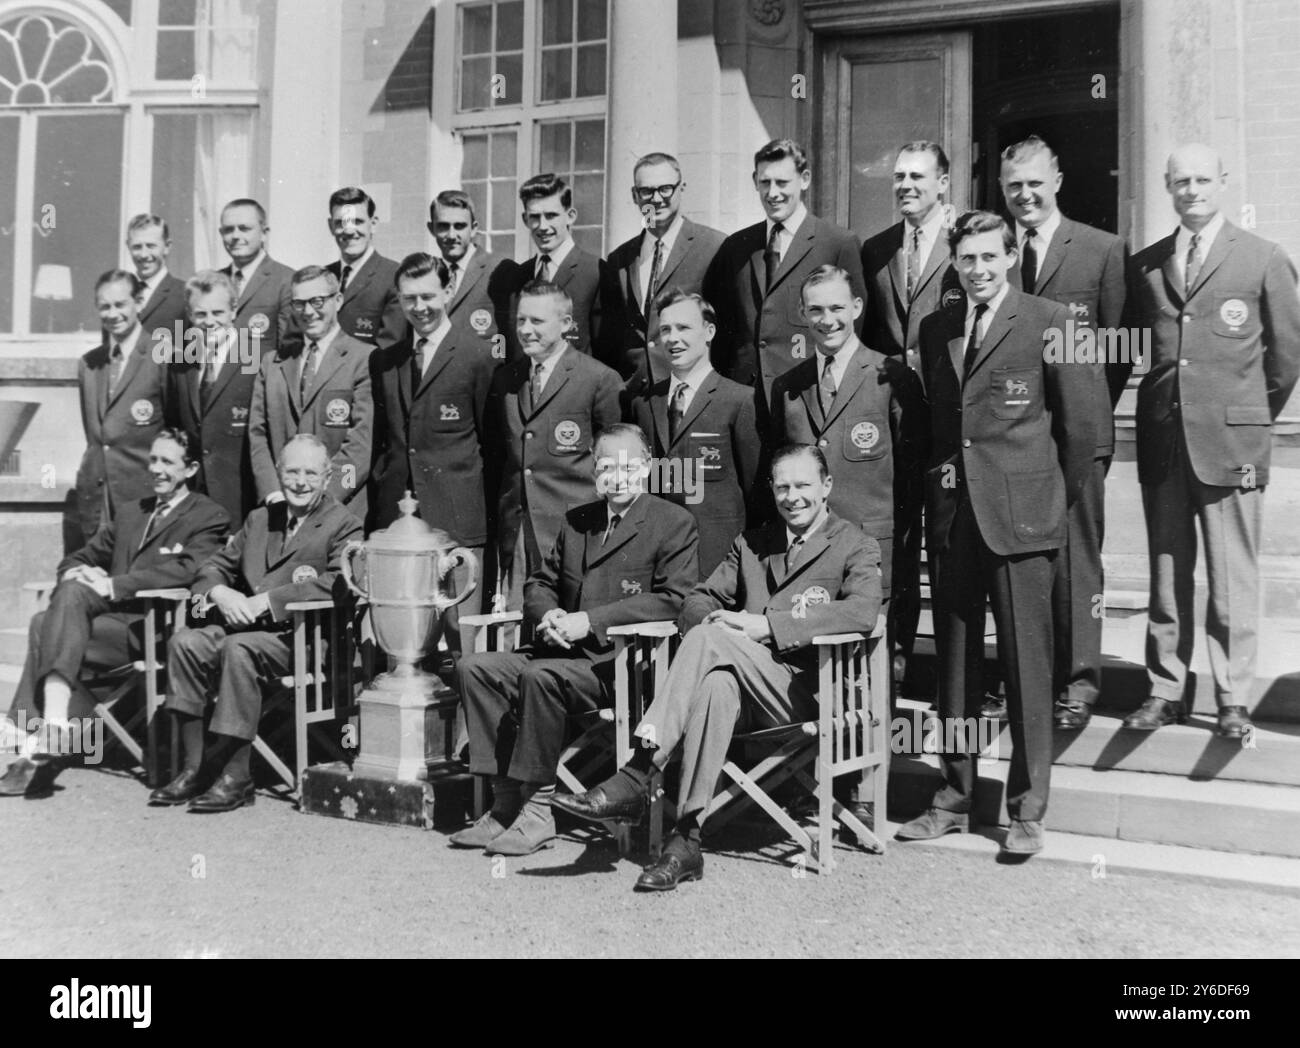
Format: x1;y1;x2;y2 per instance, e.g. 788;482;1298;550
440;403;461;421
130;399;156;425
325;398;351;427
620;579;643;595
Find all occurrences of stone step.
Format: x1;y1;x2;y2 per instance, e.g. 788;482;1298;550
893;699;1300;787
889;753;1300;858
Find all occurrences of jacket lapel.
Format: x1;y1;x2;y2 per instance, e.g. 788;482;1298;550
1186;223;1237;300
106;337;148;412
767;218;817;295
1156;231;1184;306
530;352;573;416
234;257;269;311
450;254;486;313
202;357;240;414
1031;217;1072;291
415;338;457;400
821;345;871;430
300;337;350;413
133;493;193;560
655;220;695;291
396;339;414;415
585;496;649;569
649;380;672;452
668;372;720;452
888;224;908;315
966;291;1019;381
341;254;376;308
777;525;831;590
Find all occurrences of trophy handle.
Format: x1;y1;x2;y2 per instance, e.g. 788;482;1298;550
340;540;370;599
439;546;478;609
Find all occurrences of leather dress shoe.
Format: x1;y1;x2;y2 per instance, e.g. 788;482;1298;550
0;757;61;797
148;768;205;806
1002;818;1045;856
895;806;970;841
448;810;512;848
484;806;555;856
188;773;255;813
1217;705;1253;740
980;694;1008;721
1054;700;1093;730
551;785;645;824
634;835;703;892
1123;696;1184;731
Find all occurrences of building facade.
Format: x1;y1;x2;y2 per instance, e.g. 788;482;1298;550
0;0;1297;626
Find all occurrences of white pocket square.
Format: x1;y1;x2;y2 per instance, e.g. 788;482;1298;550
162;543;184;555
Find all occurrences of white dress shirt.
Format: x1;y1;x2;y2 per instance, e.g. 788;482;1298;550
1175;210;1225;288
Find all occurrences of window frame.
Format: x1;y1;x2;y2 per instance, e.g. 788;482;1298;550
447;0;610;259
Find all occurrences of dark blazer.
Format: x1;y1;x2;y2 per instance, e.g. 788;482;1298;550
523;495;699;663
681;513;881;683
138;273;189;348
60;490;230;601
627;368;761;577
444;248;514;360
1128;222;1300;489
861;219;961;391
370;329;495;542
504;245;623;367
221;254;296;361
191;495;362;624
165;355;259;528
75;330;169;535
327;252;408;353
488;348;623;566
606;217;728;383
770;339;928;540
705;214;867;397
919;287;1096;558
1009;215;1129;456
248;330;375;520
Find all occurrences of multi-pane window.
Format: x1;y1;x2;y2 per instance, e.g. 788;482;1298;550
450;0;609;257
155;0;258;84
458;0;523;110
460;128;519;255
537;118;604;255
0;7;258;338
539;0;607;102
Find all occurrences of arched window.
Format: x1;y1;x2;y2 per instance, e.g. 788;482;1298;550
0;12;124;334
0;1;261;338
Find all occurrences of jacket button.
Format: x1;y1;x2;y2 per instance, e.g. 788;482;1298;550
525;431;533;439
524;468;533;476
1171;402;1179;409
962;439;972;448
1182;316;1191;323
819;439;828;447
758;340;767;349
1180;359;1189;366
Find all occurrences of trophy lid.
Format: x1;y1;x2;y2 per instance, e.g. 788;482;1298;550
365;491;458;552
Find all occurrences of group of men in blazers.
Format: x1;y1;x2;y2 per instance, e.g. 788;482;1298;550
14;128;1297;881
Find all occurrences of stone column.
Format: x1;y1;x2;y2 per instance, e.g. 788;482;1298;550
604;0;678;250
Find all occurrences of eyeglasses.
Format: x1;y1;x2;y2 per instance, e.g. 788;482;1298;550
290;296;334;313
633;183;681;203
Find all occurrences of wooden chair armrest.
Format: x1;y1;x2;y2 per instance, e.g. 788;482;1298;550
461;611;524;627
812;632;870;646
284;599;337;613
136;588;189;601
607;621;677;638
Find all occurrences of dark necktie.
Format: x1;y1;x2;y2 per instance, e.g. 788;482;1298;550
785;534;804;575
199;348;217;406
818;357;837;416
285;514;302;543
108;343;125;393
448;262;460;296
764;222;784;292
231;268;245;302
530;362;544;403
965;303;989;367
603;512;623;545
538;254;552;282
138;499;172;552
412;337;429;388
1021;228;1038;292
339;265;353;296
667;381;688;442
906;227;922;301
300;341;319;401
1185;233;1202;298
646;236;664;311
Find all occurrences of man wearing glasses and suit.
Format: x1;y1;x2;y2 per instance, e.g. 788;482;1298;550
606;153;726;390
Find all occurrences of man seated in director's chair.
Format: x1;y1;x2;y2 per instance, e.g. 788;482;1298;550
149;434;362;812
554;443;882;890
1;429;230;797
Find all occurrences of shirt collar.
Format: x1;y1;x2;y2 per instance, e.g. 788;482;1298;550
816;334;860;376
157;488;189;514
530;342;567;375
966;283;1010;326
643;214;685;258
340;247;373;276
769;202;808;242
140;268;168;297
1018;208;1061;249
537;237;574;272
232;251;266;281
786;507;829;548
111;323;143;356
669;358;713;393
906;205;948;246
450;245;475;271
1177;211;1225;255
306;323;341;355
415;317;452;355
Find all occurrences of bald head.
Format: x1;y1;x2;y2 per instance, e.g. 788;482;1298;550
1165;143;1228;231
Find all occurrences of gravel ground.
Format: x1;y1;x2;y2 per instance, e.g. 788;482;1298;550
2;760;1298;959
